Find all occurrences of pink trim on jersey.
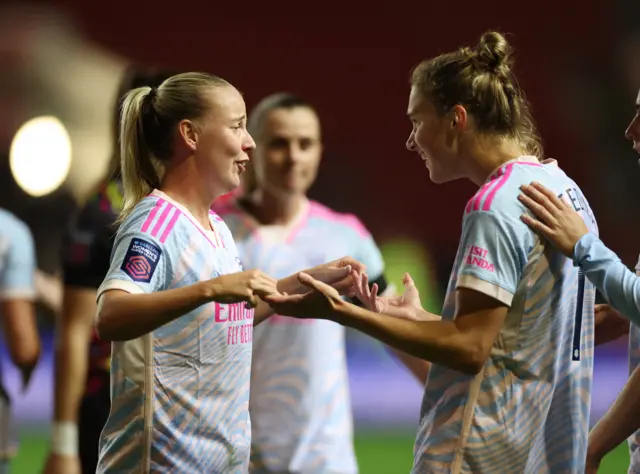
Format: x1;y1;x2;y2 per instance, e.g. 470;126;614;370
482;164;514;211
159;208;180;243
465;181;496;214
151;202;173;238
141;198;165;233
305;201;370;238
149;190;222;249
479;161;543;212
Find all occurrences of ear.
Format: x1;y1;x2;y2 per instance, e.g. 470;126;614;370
178;119;198;152
450;105;468;131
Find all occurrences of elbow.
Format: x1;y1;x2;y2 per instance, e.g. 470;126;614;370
454;344;489;376
95;306;121;342
11;343;41;370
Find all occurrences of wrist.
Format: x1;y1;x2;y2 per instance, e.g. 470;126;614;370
332;298;356;325
51;421;78;456
277;274;299;295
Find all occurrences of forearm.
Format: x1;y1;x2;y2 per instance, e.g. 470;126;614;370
1;300;41;368
253;299;274;326
574;233;640;324
588;365;640;461
53;322;90;422
333;302;480;375
97;282;212;341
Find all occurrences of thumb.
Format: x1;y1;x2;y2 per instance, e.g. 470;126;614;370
298;272;324;291
403;272;416;289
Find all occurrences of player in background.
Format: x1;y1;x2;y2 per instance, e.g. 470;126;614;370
517;87;640;474
0;209;41;474
213;93;428;474
43;67;175;474
94;72;362;473
264;31;599;473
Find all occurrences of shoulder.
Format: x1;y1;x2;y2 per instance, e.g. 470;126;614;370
0;209;33;246
119;194;183;245
307;201;372;239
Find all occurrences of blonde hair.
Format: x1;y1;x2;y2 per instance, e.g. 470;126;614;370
411;31;543;158
118;72;231;222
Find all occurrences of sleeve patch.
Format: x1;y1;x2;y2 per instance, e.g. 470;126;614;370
120;238;162;283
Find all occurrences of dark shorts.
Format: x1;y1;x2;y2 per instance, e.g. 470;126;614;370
78;383;110;474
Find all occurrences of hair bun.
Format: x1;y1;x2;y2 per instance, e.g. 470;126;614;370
474;31;512;73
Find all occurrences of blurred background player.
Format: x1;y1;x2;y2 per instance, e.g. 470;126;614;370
0;209;41;474
93;72;359;472
214;93;426;474
265;31;599;473
517;86;640;473
42;67;175;474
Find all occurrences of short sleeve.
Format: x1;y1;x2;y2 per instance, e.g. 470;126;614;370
455;211;528;307
0;218;36;301
96;229;169;300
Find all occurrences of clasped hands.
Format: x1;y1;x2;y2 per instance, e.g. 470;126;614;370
260;257;426;322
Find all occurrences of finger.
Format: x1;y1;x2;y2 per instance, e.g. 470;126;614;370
530;181;569;210
403;272;416;289
518;193;556;225
299;272;333;294
338;257;366;274
360;273;370;298
263;293;305;304
332;276;357;295
318;265;351;284
370;283;379;301
520;213;554;236
245;294;258;309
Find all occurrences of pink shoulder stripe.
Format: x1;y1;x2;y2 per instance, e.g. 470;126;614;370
141;198;165;233
139;197;181;244
482;163;515;211
308;201;370;238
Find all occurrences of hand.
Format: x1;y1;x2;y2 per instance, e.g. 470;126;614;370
210;270;279;308
264;272;343;320
352;271;424;321
518;181;589;257
278;257;365;296
594;304;630;346
43;453;81;474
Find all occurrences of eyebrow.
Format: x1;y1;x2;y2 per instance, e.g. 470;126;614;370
232;115;246;123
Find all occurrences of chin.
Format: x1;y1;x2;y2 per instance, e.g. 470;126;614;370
427;167;451;184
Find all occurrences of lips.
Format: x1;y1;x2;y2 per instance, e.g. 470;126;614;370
235;159;249;173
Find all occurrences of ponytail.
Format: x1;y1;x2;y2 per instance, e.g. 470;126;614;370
118;87;163;223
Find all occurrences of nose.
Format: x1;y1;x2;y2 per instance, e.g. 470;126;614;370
243;130;256;152
406;131;416;152
625;116;639;142
286;144;304;164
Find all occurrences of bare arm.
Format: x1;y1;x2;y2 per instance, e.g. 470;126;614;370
267;276;508;376
334;289;507;374
52;287;97;423
97;281;221;341
587;366;640;469
1;299;40;388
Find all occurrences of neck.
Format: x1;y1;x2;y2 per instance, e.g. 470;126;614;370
466;137;530;187
248;188;306;226
161;160;222;229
